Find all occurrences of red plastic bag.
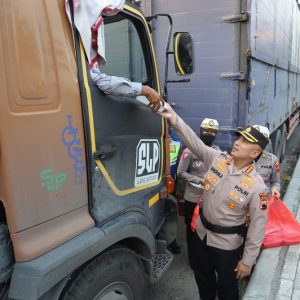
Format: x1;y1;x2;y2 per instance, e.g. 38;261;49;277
262;196;300;248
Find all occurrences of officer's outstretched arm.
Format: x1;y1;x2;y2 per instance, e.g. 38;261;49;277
156;102;219;168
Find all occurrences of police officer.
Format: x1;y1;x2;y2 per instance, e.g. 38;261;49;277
253;125;281;198
157;103;269;300
177;118;220;264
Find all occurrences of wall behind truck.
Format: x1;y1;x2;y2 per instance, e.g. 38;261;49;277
143;0;300;151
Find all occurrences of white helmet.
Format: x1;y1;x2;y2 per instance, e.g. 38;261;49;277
253;125;270;139
200;118;219;131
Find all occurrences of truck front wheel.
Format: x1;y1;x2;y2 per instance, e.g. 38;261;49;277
61;247;147;300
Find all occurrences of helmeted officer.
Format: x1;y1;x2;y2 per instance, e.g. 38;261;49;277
177;118;220;264
156;103;269;300
253;125;281;198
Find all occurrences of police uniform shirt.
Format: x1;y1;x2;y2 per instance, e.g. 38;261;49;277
173;116;268;267
255;151;280;195
177;145;220;203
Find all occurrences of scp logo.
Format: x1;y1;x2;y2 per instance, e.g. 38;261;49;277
135;139;160;187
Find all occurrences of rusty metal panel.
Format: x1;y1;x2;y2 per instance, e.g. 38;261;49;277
0;0;92;260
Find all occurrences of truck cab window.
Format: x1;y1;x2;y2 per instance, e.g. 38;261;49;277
101;15;148;85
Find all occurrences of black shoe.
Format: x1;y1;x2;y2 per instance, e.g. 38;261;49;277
168;240;181;254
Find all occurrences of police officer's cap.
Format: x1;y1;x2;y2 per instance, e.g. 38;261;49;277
237;126;269;149
253;125;270;139
200;118;219;131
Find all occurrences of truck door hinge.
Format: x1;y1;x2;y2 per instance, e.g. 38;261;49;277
221;12;248;23
219;71;246;81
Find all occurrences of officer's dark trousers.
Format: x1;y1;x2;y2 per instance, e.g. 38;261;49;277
190;233;242;300
184;200;197;263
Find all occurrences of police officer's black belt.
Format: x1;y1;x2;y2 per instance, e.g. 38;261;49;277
200;213;246;235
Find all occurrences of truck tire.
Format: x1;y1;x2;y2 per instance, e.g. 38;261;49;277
61;247;147;300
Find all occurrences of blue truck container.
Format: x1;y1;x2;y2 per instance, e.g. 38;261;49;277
144;0;300;158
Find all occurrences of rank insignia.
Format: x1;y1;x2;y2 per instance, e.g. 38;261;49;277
245;166;254;174
228;202;236;209
204;183;211;191
259;192;268;210
275;161;280;172
240;180;251;189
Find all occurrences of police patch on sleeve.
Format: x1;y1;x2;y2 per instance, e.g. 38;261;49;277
259;192;268;210
275;161;280;172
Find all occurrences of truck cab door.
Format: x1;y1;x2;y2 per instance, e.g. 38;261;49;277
75;6;168;231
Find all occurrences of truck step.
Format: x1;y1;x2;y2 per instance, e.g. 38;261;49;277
152;252;173;281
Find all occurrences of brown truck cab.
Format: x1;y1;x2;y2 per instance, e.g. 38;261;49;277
0;0;193;299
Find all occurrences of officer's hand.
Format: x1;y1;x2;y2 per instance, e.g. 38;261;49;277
141;85;165;111
234;260;251;279
271;188;280;198
155;102;178;125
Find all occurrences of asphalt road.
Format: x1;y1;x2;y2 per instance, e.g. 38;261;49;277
147;124;300;300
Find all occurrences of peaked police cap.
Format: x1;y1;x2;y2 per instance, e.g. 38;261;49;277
237;126;269;149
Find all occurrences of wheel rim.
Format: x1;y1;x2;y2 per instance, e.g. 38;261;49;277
94;281;134;300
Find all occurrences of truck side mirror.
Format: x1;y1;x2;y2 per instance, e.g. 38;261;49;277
173;32;194;76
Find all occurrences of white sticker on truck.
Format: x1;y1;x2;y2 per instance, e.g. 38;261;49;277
135;139;160;187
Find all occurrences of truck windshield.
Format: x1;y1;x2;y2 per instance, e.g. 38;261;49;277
101;14;148;85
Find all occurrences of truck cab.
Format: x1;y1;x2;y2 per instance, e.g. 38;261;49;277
0;1;193;299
